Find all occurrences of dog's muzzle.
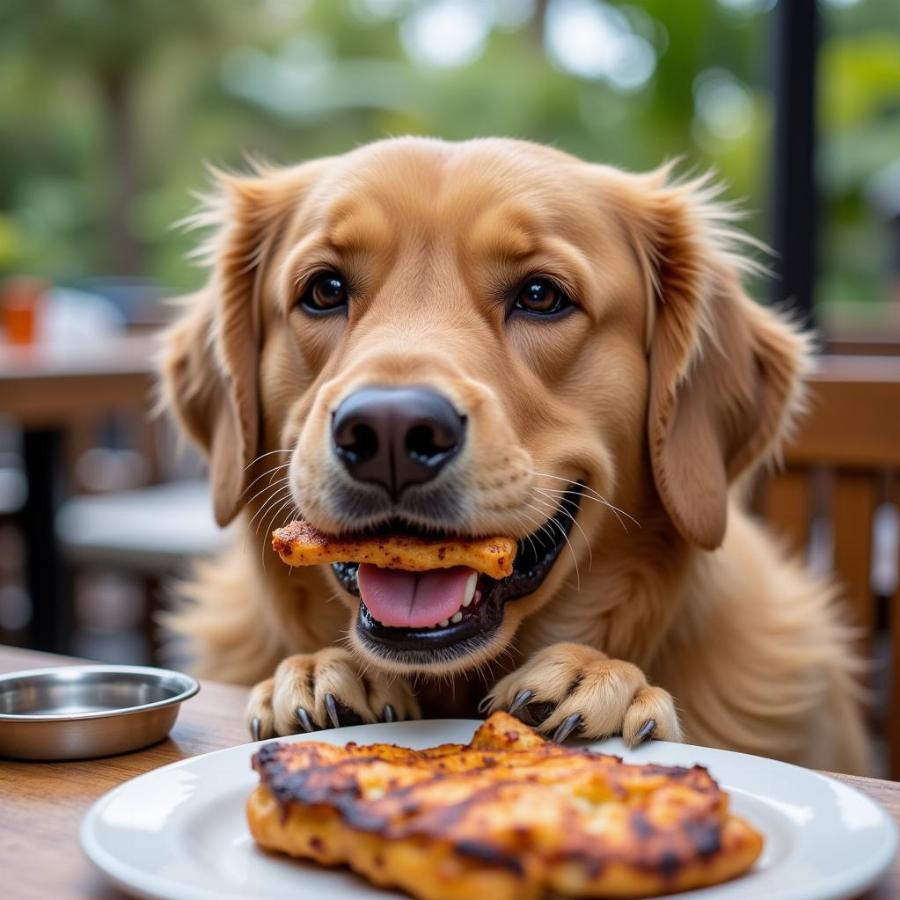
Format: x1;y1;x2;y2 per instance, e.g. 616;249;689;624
332;484;584;667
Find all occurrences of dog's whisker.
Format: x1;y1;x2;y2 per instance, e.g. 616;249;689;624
531;514;565;557
528;470;639;532
532;489;594;571
523;500;580;591
531;489;593;573
244;448;292;471
243;462;291;497
537;485;632;513
243;469;290;512
247;478;290;525
531;477;636;524
534;508;583;589
259;495;296;570
525;469;607;502
508;507;545;560
244;469;291;512
272;498;298;531
255;489;294;536
539;488;632;531
529;469;633;533
603;503;630;535
527;469;638;521
515;507;547;556
248;482;292;532
257;501;287;571
243;483;291;560
244;452;296;568
508;507;548;563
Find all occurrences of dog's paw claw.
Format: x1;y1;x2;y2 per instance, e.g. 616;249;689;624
296;706;315;733
486;644;682;745
324;693;364;729
507;688;535;716
552;713;582;744
324;692;341;729
250;717;262;742
632;717;657;746
382;703;396;723
246;649;420;737
521;700;557;727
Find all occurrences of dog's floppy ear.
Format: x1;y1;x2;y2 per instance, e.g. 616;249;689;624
160;164;320;526
624;168;807;550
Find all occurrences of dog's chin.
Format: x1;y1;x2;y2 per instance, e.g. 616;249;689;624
331;484;584;675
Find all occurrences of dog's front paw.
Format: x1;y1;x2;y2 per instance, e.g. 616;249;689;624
484;643;682;746
245;647;420;740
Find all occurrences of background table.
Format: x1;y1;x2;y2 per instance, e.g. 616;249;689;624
0;336;157;652
0;645;898;899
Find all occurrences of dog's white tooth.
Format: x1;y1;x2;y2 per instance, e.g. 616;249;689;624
461;572;478;607
450;611;463;624
439;618;449;628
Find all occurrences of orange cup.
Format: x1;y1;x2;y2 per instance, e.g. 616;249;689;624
1;278;47;345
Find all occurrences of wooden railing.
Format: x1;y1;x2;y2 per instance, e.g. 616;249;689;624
757;355;900;777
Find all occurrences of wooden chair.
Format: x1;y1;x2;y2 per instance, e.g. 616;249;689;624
757;355;900;777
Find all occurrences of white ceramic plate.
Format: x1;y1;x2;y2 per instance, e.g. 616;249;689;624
82;719;896;900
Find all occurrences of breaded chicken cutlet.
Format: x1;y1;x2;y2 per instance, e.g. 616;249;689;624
247;711;763;899
272;521;516;580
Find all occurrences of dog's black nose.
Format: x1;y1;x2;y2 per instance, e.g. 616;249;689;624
332;386;465;499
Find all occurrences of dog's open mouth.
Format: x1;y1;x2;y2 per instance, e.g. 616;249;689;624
331;484;584;663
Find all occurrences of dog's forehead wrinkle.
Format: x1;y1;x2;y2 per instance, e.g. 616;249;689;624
324;199;392;253
313;140;588;242
466;202;540;262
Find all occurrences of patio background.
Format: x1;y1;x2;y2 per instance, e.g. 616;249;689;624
1;0;899;337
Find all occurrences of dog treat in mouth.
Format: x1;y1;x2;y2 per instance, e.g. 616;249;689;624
247;710;764;900
271;521;516;580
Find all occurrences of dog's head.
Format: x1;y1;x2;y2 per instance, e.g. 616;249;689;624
161;138;805;675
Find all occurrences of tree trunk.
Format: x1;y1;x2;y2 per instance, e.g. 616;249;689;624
529;0;549;47
100;71;140;276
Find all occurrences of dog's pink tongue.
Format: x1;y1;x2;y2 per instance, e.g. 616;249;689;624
357;564;474;628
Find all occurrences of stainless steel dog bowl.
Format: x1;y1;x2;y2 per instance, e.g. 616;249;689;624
0;665;199;760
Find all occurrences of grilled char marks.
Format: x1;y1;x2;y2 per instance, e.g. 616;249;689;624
251;713;743;880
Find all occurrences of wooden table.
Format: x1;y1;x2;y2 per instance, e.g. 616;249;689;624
0;335;158;426
1;646;898;899
0;336;157;653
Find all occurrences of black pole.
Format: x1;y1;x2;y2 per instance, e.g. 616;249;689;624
21;428;71;653
770;0;818;329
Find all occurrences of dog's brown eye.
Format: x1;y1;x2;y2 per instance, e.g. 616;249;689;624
301;271;348;314
513;277;571;317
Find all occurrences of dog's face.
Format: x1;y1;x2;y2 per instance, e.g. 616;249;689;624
163;138;803;676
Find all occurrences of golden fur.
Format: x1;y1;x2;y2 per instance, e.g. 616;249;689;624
160;137;868;773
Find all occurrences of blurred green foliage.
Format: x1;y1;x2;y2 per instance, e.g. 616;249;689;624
0;0;897;317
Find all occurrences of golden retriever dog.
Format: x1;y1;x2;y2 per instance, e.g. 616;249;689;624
160;137;868;774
